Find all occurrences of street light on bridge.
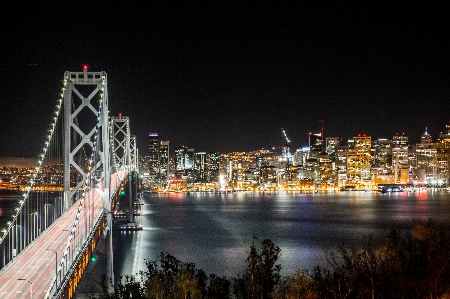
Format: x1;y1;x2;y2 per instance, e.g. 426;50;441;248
17;278;32;299
46;248;58;292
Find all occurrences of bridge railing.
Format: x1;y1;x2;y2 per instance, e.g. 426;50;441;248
46;169;128;299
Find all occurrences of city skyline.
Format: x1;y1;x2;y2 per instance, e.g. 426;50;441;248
147;121;449;155
1;3;449;157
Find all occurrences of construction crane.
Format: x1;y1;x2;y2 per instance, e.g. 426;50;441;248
281;128;290;144
281;128;292;163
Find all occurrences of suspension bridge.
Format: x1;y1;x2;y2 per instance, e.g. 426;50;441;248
0;68;141;298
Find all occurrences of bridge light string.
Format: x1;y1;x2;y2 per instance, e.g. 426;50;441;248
0;77;67;243
47;76;108;295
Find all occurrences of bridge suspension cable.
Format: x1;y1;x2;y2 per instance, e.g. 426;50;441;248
0;75;65;247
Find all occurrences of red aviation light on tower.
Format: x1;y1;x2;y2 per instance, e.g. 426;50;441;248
82;64;89;71
118;112;122;117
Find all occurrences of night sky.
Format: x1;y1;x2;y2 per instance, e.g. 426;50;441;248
1;2;449;158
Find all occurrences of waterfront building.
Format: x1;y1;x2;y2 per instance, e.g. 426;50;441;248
284;164;297;184
346;153;370;184
175;146;187;177
438;122;450;183
246;168;260;187
195;152;207;182
260;165;277;189
372;138;392;170
148;132;159;178
354;135;372;180
318;150;333;186
415;142;438;183
300;157;318;181
392;133;409;183
227;160;239;181
347;135;372;187
184;149;195;173
208;152;220;182
159;141;169;183
231;166;246;188
335;145;349;187
414;129;436;183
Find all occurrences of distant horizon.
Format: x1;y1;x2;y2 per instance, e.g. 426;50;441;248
0;157;61;168
0;125;446;167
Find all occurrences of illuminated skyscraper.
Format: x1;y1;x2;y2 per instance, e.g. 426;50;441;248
335;145;349;186
326;137;340;155
159;141;169;182
393;133;408;147
208;152;220;182
175;146;187;177
415;142;438;182
392;134;409;183
148;132;159;177
309;132;323;153
209;152;220;172
373;138;392;169
347;135;372;183
421;127;432;143
438;122;450;183
354;135;371;153
184;149;195;174
195;152;207;182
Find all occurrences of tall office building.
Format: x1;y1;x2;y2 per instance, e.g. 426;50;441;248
282;144;292;164
335;145;349;186
207;152;220;182
354;135;371;153
393;133;408;147
415;142;438;182
438;122;450;183
421;127;432;143
209;152;220;172
390;133;409;183
159;141;170;182
326;137;340;155
148;132;160;177
348;135;372;182
195;152;207;182
309;132;323;153
373;138;392;169
175;146;187;177
184;149;195;174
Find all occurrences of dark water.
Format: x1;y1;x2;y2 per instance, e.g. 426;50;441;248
0;190;21;228
112;190;450;279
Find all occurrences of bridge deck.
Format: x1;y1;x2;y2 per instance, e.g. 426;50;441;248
0;171;126;299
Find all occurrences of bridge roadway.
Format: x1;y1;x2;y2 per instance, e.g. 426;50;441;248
0;170;127;299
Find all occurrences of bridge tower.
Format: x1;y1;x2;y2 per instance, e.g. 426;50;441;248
130;135;138;173
62;67;114;292
110;115;140;229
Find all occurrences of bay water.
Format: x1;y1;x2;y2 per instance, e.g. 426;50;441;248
112;190;450;279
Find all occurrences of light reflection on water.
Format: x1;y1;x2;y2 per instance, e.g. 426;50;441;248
112;190;450;279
